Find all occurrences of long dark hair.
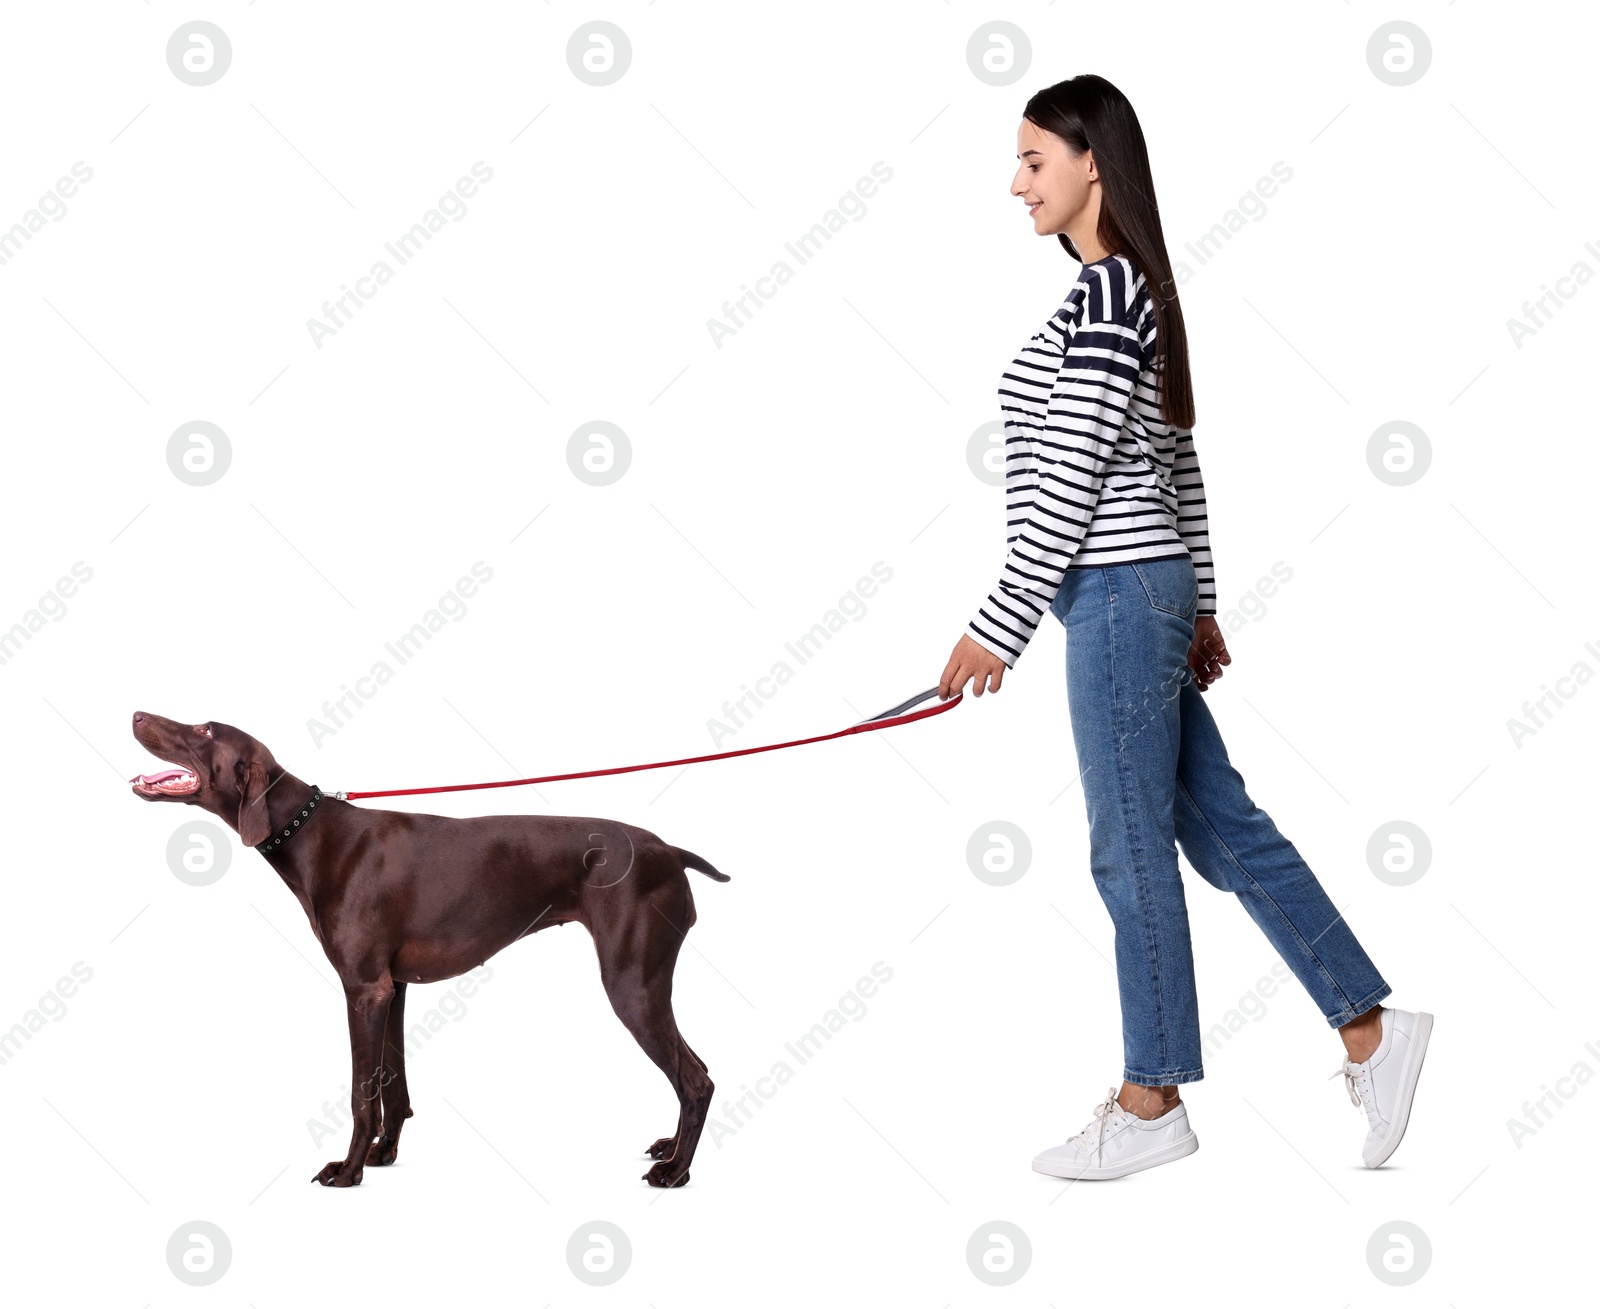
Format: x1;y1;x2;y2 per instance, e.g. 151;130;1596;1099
1023;75;1195;429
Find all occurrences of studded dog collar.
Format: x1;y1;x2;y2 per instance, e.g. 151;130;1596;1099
255;784;326;854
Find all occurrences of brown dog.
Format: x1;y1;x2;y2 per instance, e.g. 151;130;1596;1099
129;710;726;1188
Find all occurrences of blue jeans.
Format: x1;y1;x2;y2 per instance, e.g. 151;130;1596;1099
1050;555;1390;1087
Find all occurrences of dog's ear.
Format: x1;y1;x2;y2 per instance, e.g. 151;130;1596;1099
237;759;272;847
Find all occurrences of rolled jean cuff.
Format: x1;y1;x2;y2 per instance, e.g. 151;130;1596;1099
1123;1066;1205;1088
1326;982;1392;1030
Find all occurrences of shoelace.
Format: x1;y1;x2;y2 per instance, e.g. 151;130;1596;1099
1329;1059;1379;1124
1067;1087;1132;1163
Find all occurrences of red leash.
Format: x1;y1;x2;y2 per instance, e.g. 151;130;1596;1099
337;687;963;802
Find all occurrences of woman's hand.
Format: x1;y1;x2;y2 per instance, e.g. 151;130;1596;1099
1187;616;1232;691
940;633;1008;700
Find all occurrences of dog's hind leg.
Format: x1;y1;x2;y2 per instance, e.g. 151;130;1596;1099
647;1040;712;1160
312;975;395;1188
596;901;714;1188
646;1120;683;1162
367;980;412;1166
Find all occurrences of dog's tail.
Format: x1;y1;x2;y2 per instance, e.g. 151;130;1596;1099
676;847;730;882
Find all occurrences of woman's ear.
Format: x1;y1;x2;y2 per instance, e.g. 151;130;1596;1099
237;759;272;846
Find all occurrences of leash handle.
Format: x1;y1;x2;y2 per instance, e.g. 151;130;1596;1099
853;686;946;726
338;687;962;801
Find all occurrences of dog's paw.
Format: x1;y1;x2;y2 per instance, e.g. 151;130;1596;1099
311;1160;365;1187
366;1137;398;1166
646;1136;676;1160
642;1161;690;1188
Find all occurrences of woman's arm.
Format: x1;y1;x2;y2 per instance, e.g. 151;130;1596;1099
1173;428;1217;617
965;272;1142;669
1174;428;1231;690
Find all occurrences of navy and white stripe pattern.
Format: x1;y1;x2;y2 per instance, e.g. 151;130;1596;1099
969;253;1216;667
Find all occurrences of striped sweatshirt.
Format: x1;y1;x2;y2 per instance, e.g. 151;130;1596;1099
968;253;1216;668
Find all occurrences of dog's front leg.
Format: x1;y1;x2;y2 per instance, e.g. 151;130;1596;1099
312;977;395;1188
367;980;411;1166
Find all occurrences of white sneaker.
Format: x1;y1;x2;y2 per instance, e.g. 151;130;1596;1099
1032;1086;1200;1180
1331;1006;1434;1168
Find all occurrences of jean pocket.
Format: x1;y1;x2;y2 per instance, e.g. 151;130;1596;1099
1131;558;1198;619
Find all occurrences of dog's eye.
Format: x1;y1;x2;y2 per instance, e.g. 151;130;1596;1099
197;723;214;737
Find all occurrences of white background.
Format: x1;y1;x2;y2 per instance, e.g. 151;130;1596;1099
1;1;1594;1303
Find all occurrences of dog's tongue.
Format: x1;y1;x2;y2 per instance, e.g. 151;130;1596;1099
133;767;190;784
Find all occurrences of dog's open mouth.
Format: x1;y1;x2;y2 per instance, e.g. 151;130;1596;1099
130;765;200;796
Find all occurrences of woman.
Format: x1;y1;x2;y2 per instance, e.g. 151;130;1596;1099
937;74;1432;1180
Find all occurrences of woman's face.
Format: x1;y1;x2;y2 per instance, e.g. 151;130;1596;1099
1012;118;1096;238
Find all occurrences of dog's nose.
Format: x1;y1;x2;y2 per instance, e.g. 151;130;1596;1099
133;712;146;725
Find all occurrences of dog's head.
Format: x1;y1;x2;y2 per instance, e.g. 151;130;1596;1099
130;711;279;846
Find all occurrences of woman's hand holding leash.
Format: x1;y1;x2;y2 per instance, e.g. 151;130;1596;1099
940;632;1007;700
1187;616;1232;691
